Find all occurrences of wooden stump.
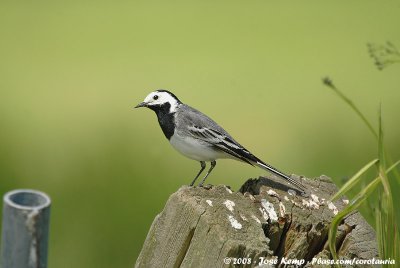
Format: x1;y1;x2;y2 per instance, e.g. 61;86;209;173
135;175;378;268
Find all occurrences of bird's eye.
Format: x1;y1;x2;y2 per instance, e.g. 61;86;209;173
153;95;159;100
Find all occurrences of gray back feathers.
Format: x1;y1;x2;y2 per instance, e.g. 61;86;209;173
175;104;236;141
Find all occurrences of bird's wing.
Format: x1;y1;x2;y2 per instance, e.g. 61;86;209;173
187;125;256;166
188;125;306;192
180;105;305;193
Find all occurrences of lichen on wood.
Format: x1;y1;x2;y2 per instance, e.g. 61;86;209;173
135;175;378;268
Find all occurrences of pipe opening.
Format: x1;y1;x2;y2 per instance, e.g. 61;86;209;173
4;190;51;210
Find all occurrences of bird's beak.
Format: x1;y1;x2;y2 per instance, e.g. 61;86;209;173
134;102;147;108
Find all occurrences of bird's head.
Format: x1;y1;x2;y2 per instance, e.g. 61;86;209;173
135;90;181;113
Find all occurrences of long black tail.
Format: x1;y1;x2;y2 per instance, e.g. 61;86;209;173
211;137;306;193
255;160;306;193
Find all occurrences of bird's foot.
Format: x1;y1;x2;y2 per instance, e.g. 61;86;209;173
199;183;213;190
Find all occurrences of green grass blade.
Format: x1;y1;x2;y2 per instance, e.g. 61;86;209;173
387;158;400;245
322;78;378;139
329;210;351;268
375;193;384;261
388;157;400;184
330;158;379;202
386;158;400;242
386;160;400;173
378;105;386;169
323;80;400;264
395;227;400;265
328;177;381;266
328;160;399;262
371;159;399;260
376;108;397;264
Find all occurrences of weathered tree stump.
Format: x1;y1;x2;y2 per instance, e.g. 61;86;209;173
135;175;378;268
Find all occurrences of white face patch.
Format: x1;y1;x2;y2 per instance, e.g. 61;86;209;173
143;91;180;113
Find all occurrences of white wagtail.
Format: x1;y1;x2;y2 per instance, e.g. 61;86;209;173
135;90;305;193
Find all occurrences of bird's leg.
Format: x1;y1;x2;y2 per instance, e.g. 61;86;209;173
190;161;206;186
198;160;216;187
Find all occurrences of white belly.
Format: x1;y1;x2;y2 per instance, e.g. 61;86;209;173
169;134;228;161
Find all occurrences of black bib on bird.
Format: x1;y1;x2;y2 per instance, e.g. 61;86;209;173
148;102;175;140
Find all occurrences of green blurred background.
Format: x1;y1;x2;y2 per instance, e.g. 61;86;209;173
0;1;399;267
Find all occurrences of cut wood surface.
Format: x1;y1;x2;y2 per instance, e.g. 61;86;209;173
135;175;378;268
